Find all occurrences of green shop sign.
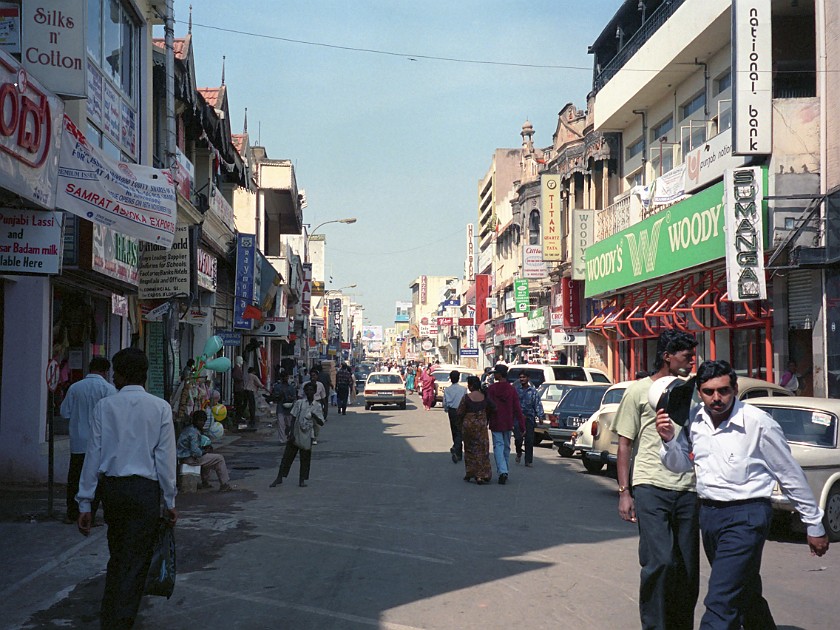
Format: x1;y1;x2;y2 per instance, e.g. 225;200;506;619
584;171;767;297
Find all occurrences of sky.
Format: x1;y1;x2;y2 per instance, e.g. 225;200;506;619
176;0;624;328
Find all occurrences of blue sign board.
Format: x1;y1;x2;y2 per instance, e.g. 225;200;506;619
460;348;479;357
234;233;256;329
215;330;242;346
443;299;461;307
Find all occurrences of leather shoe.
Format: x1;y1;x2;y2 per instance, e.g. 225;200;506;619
451;451;458;463
299;480;307;487
498;473;508;485
270;477;283;487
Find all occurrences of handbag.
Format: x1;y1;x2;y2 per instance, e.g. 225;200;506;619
145;519;177;598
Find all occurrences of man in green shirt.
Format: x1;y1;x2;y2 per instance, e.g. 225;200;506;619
611;330;699;630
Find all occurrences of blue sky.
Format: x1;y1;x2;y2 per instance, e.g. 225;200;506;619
178;1;623;327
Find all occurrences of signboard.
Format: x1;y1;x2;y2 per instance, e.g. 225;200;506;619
514;278;529;313
208;184;235;232
395;300;411;323
486;297;497;310
723;166;767;300
0;208;62;274
138;224;189;300
57;116;176;246
0;3;20;53
437;317;453;326
257;317;290;337
732;0;772;155
465;222;475;281
442;299;460;307
0;47;64;208
362;325;383;342
301;263;312;315
173;146;193;200
91;224;139;286
111;293;127;316
458;318;474;326
420;275;427;303
475;273;490;325
541;174;562;260
233;233;256;329
684;127;749;193
460;348;479;357
215;330;242;346
196;247;217;292
584;173;767;297
550;308;563;327
22;0;86;98
563;278;583;329
571;209;596;280
46;358;59;392
523;244;547;279
329;297;342;313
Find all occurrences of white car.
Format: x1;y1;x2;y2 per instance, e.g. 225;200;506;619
363;372;407;410
505;364;612;387
564;381;632;471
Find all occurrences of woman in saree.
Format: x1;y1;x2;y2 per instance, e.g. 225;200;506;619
419;365;436;411
405;364;416;393
456;376;493;484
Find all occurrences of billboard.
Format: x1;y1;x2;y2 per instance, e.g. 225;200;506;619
395;300;411;323
362;325;383;342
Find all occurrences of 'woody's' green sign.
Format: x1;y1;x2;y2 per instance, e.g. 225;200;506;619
584;169;768;297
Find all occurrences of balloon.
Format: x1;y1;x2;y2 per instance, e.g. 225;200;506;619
203;336;224;358
207;421;225;441
205;357;231;372
211;404;227;422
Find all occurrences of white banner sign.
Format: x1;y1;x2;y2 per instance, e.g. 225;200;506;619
522;244;547;279
57;116;177;247
0;208;61;273
571;209;596;280
22;0;86;97
732;0;772;155
723;166;766;300
0;47;64;208
684;127;749;193
138;224;189;300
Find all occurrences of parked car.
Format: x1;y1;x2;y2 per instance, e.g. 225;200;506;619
564;381;632;471
535;380;589;444
546;384;610;456
363;372;406;410
584;376;795;473
747;396;840;542
433;367;482;405
505;364;612;388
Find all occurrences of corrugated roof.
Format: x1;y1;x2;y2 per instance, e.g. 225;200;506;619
151;36;190;61
197;87;221;107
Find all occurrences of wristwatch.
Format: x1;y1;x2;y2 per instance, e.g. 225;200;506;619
618;485;629;494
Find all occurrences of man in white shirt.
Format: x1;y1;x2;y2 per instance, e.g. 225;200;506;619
76;348;177;630
60;356;116;524
442;370;467;463
657;359;829;628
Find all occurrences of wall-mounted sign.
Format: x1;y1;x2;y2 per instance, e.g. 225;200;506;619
465;222;475;281
571;210;596;280
111;293;128;317
0;208;62;274
437;317;453;326
723;166;767;300
541;174;562;260
732;0;772;155
233;233;256;329
91;224;139;286
420;275;427;303
523;244;547;279
196;247;217;292
514;278;530;313
22;0;86;98
0;3;20;53
562;278;583;329
138;224;188;300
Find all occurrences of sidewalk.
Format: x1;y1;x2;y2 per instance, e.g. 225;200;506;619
0;404;284;630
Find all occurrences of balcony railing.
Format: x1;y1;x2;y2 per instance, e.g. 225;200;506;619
596;191;632;241
593;0;687;93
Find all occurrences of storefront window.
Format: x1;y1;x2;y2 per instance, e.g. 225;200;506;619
731;327;767;380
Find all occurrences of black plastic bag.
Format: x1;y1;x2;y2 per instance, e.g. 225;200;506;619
145;519;176;598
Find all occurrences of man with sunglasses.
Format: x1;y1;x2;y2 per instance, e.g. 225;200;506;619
657;359;829;629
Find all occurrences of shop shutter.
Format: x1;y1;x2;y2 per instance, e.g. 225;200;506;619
787;269;818;329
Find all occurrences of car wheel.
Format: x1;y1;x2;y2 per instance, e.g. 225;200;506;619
825;484;840;542
582;458;604;474
365;403;371;411
558;444;574;458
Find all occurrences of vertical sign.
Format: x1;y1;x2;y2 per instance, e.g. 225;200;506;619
723;166;766;300
465;223;475;281
475;273;490;325
514;278;530;313
22;0;86;97
234;233;256;329
541;174;562;261
732;0;772;155
571;209;596;280
420;275;427;304
563;277;583;328
301;262;312;315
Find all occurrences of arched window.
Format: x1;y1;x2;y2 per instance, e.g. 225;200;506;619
529;209;540;245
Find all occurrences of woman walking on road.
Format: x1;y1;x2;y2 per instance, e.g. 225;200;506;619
406;364;416;394
457;376;493;484
418;365;436;411
270;383;324;488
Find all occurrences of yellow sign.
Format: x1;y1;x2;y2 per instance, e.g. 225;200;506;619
541;174;562;261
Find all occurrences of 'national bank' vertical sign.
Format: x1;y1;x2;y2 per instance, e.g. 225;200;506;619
234;233;256;329
541;174;562;261
732;0;772;155
723;166;766;301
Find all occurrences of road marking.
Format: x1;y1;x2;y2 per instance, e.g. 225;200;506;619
180;582;425;629
255;530;453;565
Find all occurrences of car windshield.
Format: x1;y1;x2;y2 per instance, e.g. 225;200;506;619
553;386;609;413
551;366;587;381
434;372;452;382
602;387;627;406
754;405;838;448
508;369;546;387
368;374;402;385
539;383;575;402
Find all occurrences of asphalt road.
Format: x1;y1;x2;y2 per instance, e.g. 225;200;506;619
15;394;840;629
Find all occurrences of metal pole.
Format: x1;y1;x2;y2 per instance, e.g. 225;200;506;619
47;390;54;518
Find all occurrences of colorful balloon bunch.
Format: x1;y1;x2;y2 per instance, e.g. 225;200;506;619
191;335;232;376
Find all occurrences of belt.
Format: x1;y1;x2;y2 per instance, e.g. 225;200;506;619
700;497;770;508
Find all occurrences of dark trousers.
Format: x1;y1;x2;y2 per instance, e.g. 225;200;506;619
634;484;700;630
99;475;160;630
277;442;312;483
234;390;247;421
447;409;463;457
246;391;257;425
67;453;101;520
699;499;776;630
336;386;350;413
513;417;535;463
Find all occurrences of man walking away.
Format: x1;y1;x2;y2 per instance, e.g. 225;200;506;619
318;364;333;419
658;359;829;628
514;371;545;467
244;367;264;428
335;364;353;415
60;356;116;525
611;329;699;630
442;370;467;463
486;364;525;484
76;348;177;630
231;356;246;423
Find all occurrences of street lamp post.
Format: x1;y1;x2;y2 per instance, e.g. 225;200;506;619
307;217;357;242
324;285;357;363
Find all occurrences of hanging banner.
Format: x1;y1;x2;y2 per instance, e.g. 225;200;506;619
523;244;547;279
233;233;256;329
0;47;64;209
732;0;772;155
21;0;86;98
571;209;596;280
541;174;562;261
56;115;176;247
0;208;62;274
723;166;767;300
514;278;530;313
